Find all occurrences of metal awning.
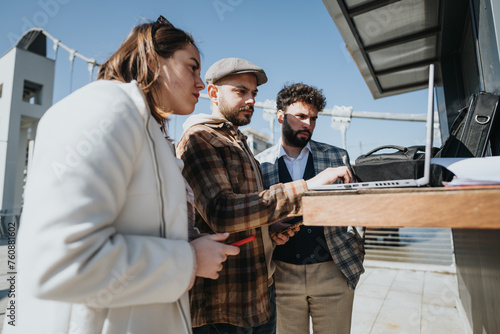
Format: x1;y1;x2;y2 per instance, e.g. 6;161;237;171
323;0;443;98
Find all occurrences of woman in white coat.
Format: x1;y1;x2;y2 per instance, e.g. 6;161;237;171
3;16;239;334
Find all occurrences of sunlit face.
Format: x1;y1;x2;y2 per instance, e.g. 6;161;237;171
278;101;319;148
156;44;205;117
215;73;258;127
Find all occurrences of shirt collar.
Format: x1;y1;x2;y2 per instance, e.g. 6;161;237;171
278;139;312;160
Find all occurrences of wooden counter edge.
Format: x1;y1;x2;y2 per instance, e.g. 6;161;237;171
302;186;500;229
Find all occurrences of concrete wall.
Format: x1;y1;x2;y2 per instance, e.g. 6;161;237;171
0;47;54;213
0;49;17;213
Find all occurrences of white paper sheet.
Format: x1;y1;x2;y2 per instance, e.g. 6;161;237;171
431;157;500;186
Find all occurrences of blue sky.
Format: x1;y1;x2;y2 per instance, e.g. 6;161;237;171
1;0;435;160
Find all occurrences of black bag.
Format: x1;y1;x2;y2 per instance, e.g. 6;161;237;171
437;91;500;158
433;91;500;183
353;145;439;183
354;92;500;187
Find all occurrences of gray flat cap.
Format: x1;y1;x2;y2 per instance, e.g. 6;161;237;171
205;58;268;86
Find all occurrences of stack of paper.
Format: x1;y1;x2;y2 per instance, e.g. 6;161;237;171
431;156;500;187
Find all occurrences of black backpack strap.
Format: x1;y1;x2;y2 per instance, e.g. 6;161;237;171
438;92;499;157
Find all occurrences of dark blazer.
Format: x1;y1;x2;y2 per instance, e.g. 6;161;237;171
256;140;365;289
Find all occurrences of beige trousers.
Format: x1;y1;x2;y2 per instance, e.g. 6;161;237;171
274;260;354;334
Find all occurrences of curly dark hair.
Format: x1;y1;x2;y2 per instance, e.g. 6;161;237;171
276;83;326;112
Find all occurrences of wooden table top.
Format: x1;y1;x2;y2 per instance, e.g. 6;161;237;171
302;186;500;229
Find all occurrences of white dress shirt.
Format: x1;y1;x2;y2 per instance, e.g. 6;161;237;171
278;139;312;181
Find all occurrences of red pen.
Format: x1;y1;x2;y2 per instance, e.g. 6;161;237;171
231;235;256;246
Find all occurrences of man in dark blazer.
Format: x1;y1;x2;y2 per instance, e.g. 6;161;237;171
256;83;365;334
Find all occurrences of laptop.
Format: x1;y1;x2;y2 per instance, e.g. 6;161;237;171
310;64;436;191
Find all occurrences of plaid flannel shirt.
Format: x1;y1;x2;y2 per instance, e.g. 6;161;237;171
256;140;365;290
176;115;307;328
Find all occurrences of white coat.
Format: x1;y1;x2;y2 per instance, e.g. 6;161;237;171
3;80;195;334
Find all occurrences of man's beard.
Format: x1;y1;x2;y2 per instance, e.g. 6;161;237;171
219;97;254;126
282;114;311;148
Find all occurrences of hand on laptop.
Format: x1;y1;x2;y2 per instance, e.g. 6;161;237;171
306;166;353;189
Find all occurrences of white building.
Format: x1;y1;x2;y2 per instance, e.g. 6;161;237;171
241;128;272;155
0;30;55;215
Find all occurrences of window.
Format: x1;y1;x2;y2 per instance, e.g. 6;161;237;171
23;80;43;105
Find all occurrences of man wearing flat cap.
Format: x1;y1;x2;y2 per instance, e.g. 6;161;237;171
177;58;352;333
